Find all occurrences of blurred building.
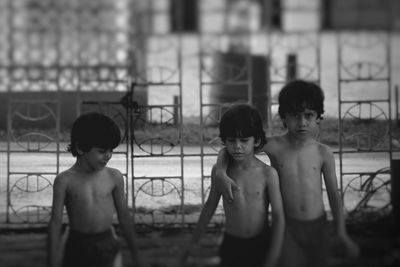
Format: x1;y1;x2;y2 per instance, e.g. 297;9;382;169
0;0;398;130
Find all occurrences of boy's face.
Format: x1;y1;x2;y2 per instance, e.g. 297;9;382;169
78;147;113;171
224;136;258;162
282;108;320;138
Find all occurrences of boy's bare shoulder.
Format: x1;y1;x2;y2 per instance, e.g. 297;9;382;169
258;160;278;179
105;166;122;175
260;164;279;189
104;166;124;181
54;168;74;181
316;141;334;155
53;168;76;190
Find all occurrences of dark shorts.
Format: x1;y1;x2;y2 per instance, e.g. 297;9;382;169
219;229;270;267
279;213;329;267
63;229;119;267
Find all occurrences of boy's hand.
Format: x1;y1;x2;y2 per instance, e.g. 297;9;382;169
215;173;240;203
263;257;278;267
132;253;150;267
179;249;190;267
343;237;360;259
335;234;360;259
179;244;196;267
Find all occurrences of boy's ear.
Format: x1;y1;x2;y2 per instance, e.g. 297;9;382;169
75;143;84;156
316;116;322;125
254;138;261;147
281;118;287;128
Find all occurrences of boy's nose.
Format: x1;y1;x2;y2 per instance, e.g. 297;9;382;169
298;115;307;125
234;140;242;148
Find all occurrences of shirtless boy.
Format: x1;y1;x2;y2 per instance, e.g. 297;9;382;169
48;112;145;267
181;104;285;267
216;80;359;267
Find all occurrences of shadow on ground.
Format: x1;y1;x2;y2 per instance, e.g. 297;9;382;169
0;212;399;267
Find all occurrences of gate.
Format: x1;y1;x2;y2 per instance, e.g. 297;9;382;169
2;0;398;227
337;31;394;214
81;81;184;227
5;99;61;223
198;0;321;225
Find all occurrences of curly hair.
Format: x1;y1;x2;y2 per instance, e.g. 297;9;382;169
278;80;325;120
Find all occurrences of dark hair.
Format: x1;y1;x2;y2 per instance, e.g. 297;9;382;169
219;104;266;151
278;80;325;120
67;112;121;157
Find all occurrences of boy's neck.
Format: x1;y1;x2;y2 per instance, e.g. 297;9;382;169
73;158;97;173
229;155;256;169
286;132;314;146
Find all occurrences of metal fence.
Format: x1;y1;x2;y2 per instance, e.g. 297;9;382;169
0;0;398;227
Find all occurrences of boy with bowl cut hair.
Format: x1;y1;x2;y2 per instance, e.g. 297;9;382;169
48;112;146;267
181;104;285;267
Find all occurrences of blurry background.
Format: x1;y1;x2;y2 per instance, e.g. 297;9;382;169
0;0;399;227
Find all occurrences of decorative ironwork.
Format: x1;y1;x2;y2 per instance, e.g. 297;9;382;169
134;179;182;225
1;0;396;227
6;100;59;223
343;167;391;214
132;100;184;225
341;102;389;151
10;102;58;151
337;30;393;203
9;174;53;223
268;32;321;83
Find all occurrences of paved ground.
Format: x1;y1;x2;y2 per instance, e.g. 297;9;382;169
1;212;399;267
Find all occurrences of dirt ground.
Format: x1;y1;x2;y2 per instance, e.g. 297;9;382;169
0;213;399;267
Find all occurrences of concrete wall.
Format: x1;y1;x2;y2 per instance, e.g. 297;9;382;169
324;0;400;30
0;91;147;131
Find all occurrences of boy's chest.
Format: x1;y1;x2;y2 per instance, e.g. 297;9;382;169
270;146;321;172
67;178;114;202
227;169;267;200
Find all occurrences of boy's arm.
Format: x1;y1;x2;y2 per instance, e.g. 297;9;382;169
321;146;359;258
215;148;239;202
112;170;146;267
180;166;222;265
48;175;67;267
263;168;285;267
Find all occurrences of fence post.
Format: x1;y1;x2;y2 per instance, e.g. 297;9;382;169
286;53;297;82
392;156;400;230
173;95;179;126
395;85;399;126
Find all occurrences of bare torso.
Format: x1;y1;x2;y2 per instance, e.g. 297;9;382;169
62;167;117;233
264;134;325;220
223;159;271;238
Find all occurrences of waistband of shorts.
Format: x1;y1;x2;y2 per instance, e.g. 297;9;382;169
223;227;270;241
68;228;114;239
285;212;327;224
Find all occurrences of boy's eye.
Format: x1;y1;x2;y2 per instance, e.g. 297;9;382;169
305;112;317;119
96;148;112;153
287;111;317;120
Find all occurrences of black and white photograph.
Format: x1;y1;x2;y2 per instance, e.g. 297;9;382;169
0;0;399;266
